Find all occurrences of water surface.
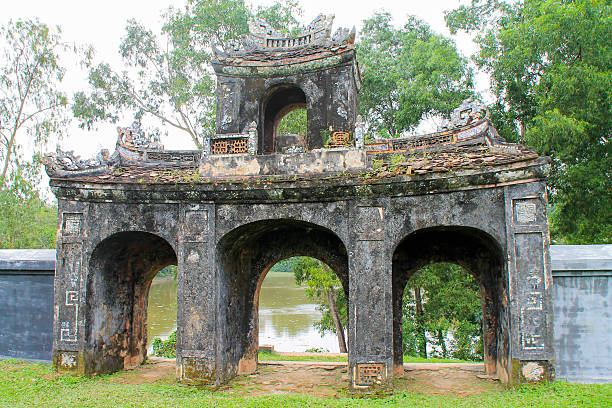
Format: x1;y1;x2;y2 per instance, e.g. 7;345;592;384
146;272;339;352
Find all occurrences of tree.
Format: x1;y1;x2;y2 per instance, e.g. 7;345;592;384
446;0;611;244
0;189;57;249
278;109;307;136
0;20;75;190
402;263;483;361
74;0;303;149
293;257;348;353
357;13;474;138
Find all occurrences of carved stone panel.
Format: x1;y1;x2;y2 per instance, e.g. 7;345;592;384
354;206;385;241
354;363;386;387
62;213;83;236
182;209;209;241
514;232;548;353
513;199;540;225
59;290;79;343
57;243;83;345
217;80;241;133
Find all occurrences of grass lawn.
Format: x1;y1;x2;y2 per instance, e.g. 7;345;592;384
258;351;477;364
1;359;610;408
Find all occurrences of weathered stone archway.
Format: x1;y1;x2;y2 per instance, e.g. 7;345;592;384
392;227;508;380
216;219;349;374
46;14;556;393
85;231;177;374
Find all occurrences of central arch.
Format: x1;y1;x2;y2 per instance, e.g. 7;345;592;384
261;85;308;154
216;219;348;374
392;226;509;382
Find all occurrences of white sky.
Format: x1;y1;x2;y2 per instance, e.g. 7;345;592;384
1;0;484;159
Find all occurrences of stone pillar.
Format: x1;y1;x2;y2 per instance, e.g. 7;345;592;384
176;204;220;386
504;183;556;383
247;121;258;155
348;205;393;393
52;202;88;373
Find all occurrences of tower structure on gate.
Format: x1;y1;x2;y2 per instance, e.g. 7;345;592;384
210;15;360;154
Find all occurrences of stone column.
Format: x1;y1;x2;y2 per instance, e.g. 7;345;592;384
348;205;393;393
504;182;556;383
52;202;88;373
176;204;220;386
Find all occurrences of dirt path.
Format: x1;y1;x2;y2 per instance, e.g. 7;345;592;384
110;358;503;397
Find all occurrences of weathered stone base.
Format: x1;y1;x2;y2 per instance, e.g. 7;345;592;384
53;350;83;374
177;356;222;388
512;359;556;384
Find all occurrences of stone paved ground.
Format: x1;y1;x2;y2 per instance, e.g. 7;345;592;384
109;358;503;397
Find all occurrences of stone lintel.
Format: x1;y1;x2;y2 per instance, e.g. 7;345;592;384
199;148;367;178
50;159;548;205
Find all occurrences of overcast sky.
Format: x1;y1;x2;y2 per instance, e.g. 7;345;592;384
2;0;482;158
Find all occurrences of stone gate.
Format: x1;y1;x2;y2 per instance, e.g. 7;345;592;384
44;15;555;392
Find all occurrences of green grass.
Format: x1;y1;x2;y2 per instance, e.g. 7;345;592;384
258;351;477;364
259;351;347;362
1;359;610;408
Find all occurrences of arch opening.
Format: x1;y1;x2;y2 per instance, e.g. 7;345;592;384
257;256;347;356
216;219;348;375
261;85;308;154
400;262;483;362
392;227;509;382
275;108;308;153
86;231;177;374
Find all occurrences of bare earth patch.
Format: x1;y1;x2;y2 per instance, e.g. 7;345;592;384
111;357;503;397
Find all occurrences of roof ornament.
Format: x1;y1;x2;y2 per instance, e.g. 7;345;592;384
213;14;354;57
440;98;490;131
117;121;163;150
42;147;113;178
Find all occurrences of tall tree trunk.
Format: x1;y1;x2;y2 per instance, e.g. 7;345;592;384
437;329;448;358
414;287;427;358
327;286;347;353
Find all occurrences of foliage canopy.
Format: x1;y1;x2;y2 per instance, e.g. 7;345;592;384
446;0;611;243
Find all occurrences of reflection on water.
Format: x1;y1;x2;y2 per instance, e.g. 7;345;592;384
147;278;178;344
259;272;339;352
146;271;339;352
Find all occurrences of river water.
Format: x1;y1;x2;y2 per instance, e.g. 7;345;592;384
147;271;339;352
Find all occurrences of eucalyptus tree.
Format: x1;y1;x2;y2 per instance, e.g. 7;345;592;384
73;0;303;149
0;20;76;190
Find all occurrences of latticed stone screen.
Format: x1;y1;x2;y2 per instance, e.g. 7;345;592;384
211;138;249;155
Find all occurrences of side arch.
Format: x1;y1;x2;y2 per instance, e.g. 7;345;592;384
216;219;349;374
85;231;177;374
392;226;509;381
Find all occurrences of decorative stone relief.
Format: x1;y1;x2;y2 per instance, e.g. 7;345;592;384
522;362;545;381
62;213;83;236
182;209;209;242
514;199;538;224
60;290;79;342
354;207;384;241
515;233;547;352
354;363;385;387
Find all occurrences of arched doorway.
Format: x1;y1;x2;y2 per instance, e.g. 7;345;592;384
261;85;308;154
86;231;177;373
216;219;348;374
257;256;347;355
400;262;483;362
392;227;509;382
